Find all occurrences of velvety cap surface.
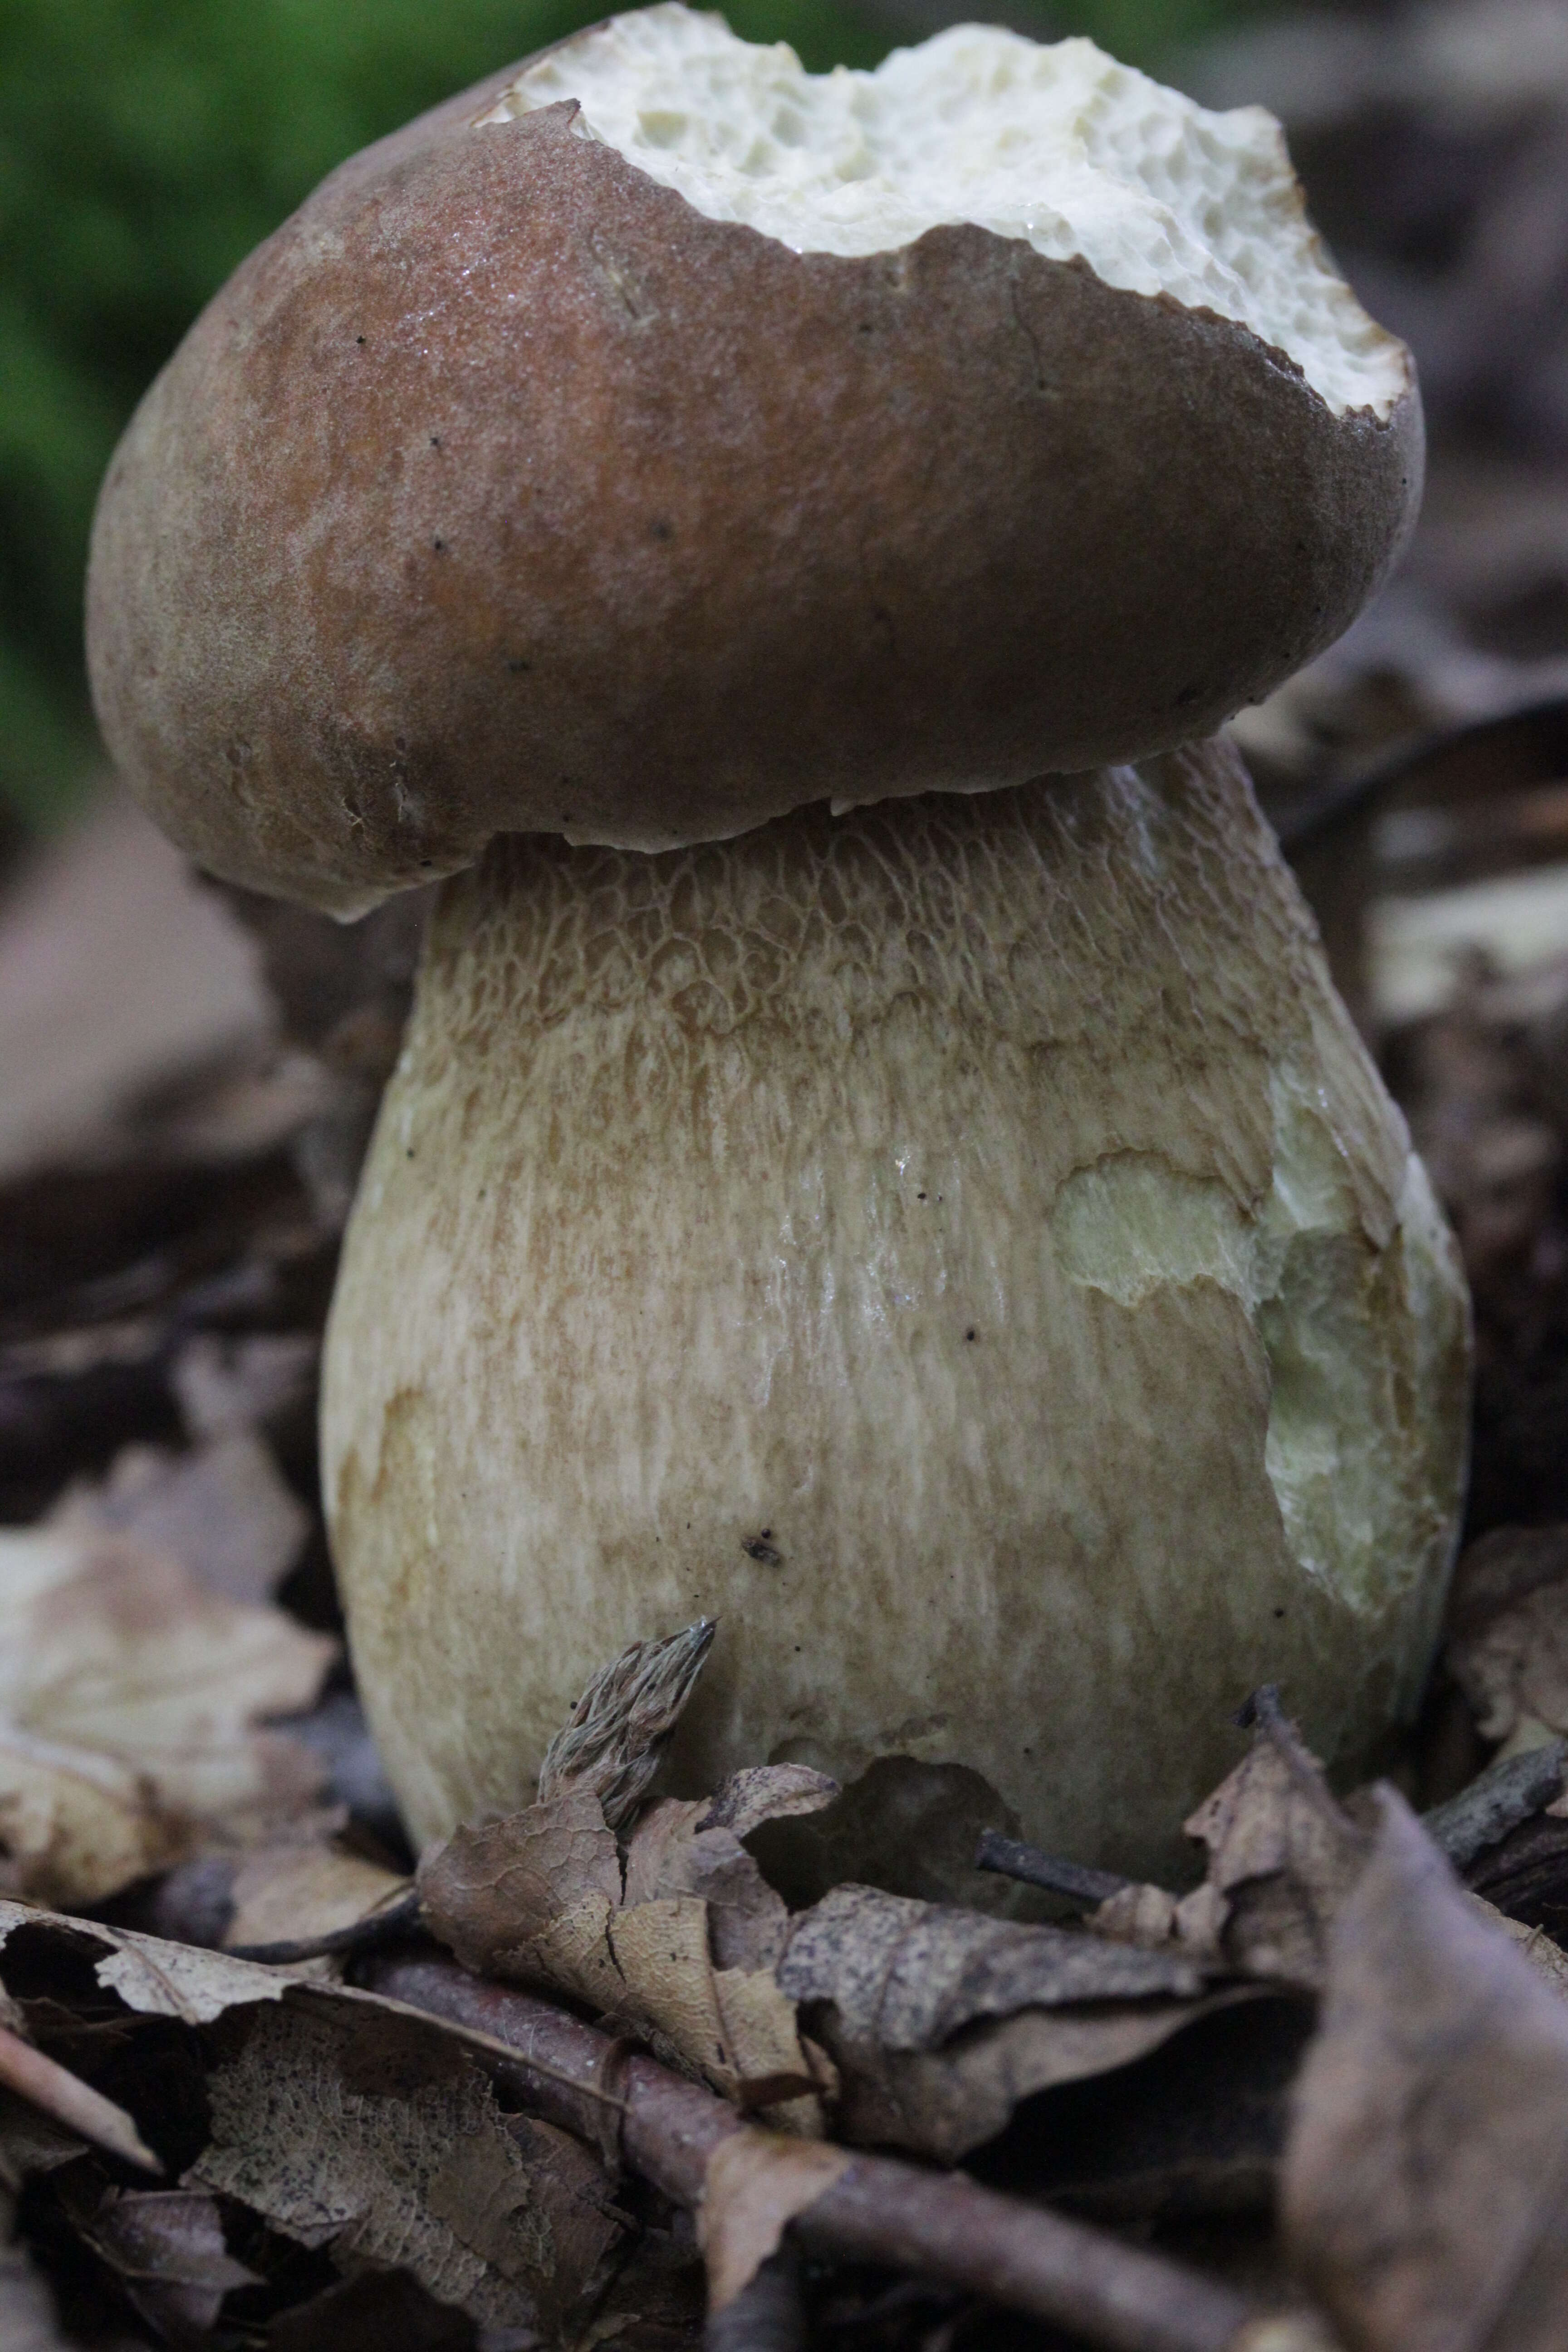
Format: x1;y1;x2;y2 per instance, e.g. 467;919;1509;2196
87;11;1422;913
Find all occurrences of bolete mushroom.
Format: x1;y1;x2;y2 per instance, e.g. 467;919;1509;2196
87;8;1469;1876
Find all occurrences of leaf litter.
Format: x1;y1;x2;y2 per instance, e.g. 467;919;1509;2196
13;231;1568;2346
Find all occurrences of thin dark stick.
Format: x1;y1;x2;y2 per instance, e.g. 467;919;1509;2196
1425;1742;1566;1873
974;1828;1129;1906
226;1887;424;1965
364;1953;1269;2352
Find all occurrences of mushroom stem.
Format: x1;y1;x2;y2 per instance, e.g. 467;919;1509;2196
323;739;1467;1874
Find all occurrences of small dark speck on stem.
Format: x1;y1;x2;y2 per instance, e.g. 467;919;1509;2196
355;334;365;345
965;1328;977;1342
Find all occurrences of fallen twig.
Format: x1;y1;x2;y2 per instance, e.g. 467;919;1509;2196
364;1952;1314;2352
974;1828;1130;1905
0;2018;160;2174
225;1885;423;1965
1425;1742;1566;1873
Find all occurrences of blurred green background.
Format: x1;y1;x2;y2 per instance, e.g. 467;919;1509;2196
0;0;1279;833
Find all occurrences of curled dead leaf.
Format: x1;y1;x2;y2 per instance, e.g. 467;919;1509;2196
188;2001;627;2340
1284;1785;1568;2351
419;1765;841;2126
62;2178;261;2348
1183;1692;1369;1989
0;1524;334;1906
777;1882;1224;2161
47;1432;310;1607
698;2128;850;2313
417;1786;622;1974
1446;1525;1568;1747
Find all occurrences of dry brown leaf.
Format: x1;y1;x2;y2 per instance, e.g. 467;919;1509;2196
702;1765;841;1840
0;1524;333;1905
606;1897;818;2116
0;2087;85;2191
1468;1893;1568;2000
187;1999;622;2338
1183;1698;1369;1987
420;1769;838;2123
1283;1785;1568;2352
48;1434;311;1607
697;2129;850;2313
64;2179;262;2348
1447;1531;1568;1745
0;1900;633;2341
623;1800;789;1971
776;1882;1222;2161
417;1786;622;1973
0;1896;297;2026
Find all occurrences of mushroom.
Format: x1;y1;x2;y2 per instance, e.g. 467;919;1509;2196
87;9;1469;1876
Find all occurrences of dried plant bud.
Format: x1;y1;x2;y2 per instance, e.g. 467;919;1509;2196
538;1619;716;1830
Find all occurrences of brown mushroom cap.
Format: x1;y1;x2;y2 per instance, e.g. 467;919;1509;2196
86;42;1422;916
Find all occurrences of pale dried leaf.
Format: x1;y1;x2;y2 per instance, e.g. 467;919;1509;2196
1466;1893;1568;2001
0;1901;294;2024
777;1883;1219;2160
521;1891;628;2017
702;1766;840;1840
0;785;272;1186
698;2129;850;2312
622;1799;708;1910
0;1724;175;1908
1185;1703;1369;1987
47;1434;310;1606
0;1526;333;1904
417;1786;622;1973
1089;1879;1228;1956
1284;1786;1568;2352
538;1619;715;1830
69;2183;261;2346
608;1899;819;2117
624;1802;790;1972
187;1999;603;2335
1450;1574;1568;1745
